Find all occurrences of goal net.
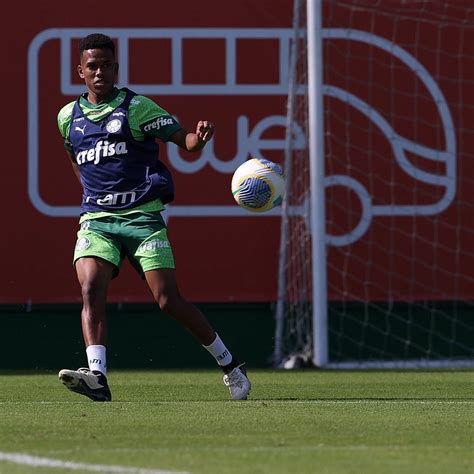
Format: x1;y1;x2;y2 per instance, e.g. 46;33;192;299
274;0;474;369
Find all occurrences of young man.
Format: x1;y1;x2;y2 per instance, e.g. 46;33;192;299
57;33;250;401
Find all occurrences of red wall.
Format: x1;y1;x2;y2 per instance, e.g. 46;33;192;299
1;1;472;304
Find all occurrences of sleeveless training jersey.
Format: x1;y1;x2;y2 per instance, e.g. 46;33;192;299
57;87;181;214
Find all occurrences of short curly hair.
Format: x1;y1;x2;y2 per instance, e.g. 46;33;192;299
78;33;115;58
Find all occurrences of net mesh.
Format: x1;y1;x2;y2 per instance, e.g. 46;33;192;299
275;0;474;368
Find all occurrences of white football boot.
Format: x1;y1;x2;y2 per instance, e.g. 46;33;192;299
223;364;251;400
58;367;111;402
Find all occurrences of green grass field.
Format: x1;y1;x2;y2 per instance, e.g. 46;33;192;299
0;369;472;474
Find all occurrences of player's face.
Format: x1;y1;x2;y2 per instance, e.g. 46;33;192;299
78;48;118;102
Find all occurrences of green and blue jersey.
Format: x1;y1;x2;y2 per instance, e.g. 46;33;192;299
57;87;181;215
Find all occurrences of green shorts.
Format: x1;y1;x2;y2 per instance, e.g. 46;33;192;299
73;212;175;277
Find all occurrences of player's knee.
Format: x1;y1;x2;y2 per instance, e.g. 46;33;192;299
80;282;107;304
155;292;170;313
155;291;182;316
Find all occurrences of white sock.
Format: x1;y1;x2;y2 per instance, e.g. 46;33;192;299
86;345;107;376
203;334;233;366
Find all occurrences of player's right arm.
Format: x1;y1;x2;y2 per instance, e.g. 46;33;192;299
67;151;81;183
57;102;82;183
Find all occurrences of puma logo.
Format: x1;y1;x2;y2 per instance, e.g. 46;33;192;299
75;125;86;135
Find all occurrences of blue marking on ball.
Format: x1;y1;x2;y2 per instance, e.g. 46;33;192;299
239;177;272;208
259;158;284;176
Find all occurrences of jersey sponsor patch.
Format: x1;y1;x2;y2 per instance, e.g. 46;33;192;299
142;116;176;133
75;140;128;165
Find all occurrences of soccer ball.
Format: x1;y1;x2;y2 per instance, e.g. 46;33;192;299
231;158;285;212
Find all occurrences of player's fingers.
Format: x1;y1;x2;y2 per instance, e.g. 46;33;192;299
200;121;213;131
197;121;214;141
204;124;214;137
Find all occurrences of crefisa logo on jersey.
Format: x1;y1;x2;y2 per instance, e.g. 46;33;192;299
143;116;174;132
75;140;128;165
106;119;122;133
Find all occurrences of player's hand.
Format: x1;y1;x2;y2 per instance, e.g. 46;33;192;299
196;120;214;143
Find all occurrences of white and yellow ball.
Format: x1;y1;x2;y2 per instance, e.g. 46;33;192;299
231;158;285;212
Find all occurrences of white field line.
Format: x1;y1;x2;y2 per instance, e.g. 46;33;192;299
0;452;190;474
0;399;472;405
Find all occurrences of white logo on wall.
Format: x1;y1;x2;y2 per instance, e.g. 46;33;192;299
28;27;456;247
321;29;455;246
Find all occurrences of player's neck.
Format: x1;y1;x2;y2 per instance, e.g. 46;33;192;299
86;87;117;105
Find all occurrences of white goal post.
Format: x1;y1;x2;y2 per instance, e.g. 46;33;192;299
274;0;474;369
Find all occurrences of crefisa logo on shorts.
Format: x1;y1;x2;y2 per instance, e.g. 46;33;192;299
75;236;91;251
138;239;170;253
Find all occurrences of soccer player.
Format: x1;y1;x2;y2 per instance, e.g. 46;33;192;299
56;33;250;402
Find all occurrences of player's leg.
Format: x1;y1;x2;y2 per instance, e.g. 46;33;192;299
144;268;216;344
130;214;224;346
58;220;121;402
58;257;114;401
144;268;251;400
127;210;251;400
76;256;114;348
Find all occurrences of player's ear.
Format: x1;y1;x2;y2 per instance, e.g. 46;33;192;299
77;64;85;79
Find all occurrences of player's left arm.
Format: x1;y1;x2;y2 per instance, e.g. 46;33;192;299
130;96;214;152
168;120;214;152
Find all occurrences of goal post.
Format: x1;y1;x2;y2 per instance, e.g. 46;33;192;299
306;0;328;367
274;0;474;369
